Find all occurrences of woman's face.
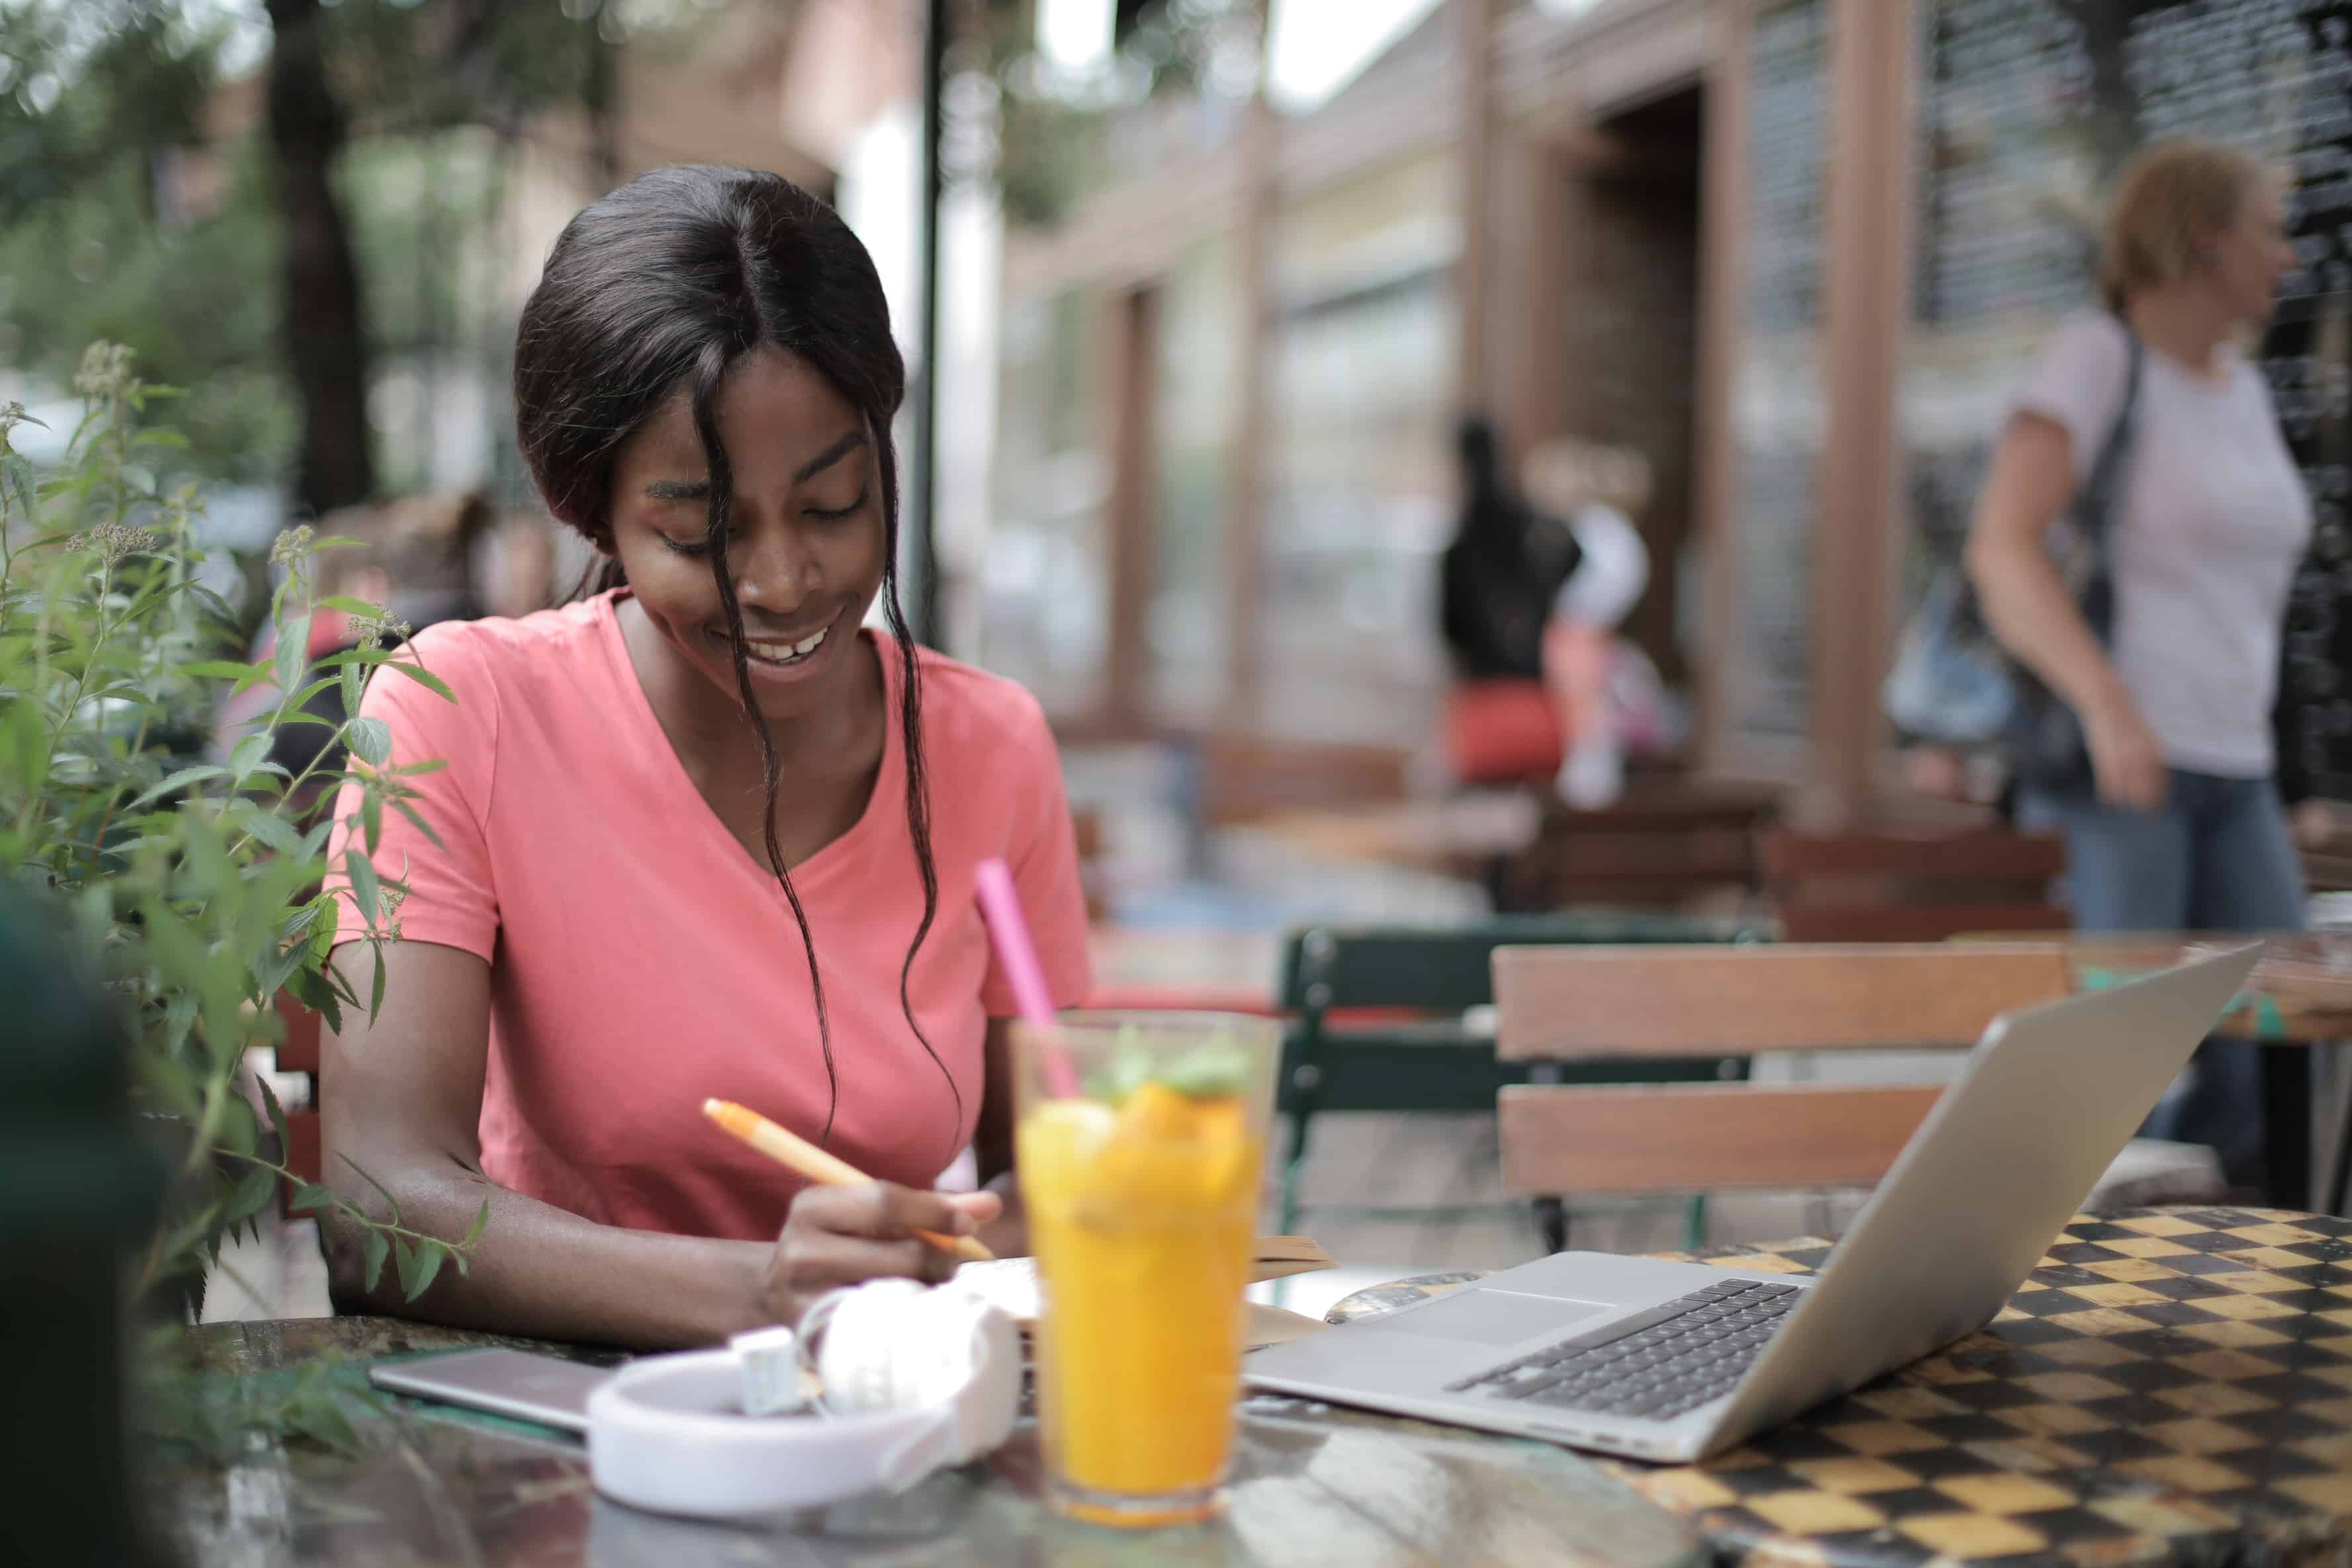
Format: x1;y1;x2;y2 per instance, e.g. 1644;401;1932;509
608;345;887;724
2208;178;2296;327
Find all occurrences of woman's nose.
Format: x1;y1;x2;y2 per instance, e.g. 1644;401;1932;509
732;524;820;614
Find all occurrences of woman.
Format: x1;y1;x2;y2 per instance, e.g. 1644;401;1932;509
1521;438;1653;809
1965;140;2310;1190
318;166;1093;1346
1437;417;1583;789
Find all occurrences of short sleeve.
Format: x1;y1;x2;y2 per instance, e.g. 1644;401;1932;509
322;625;501;960
979;692;1094;1015
2013;312;2132;482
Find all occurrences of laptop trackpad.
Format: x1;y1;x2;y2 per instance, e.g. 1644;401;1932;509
1385;1289;1608;1345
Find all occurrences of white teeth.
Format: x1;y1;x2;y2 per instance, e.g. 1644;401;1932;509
738;623;828;665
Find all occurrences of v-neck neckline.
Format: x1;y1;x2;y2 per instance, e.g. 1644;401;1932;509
595;590;898;895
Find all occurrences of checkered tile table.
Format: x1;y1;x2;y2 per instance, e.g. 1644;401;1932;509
1328;1209;2352;1567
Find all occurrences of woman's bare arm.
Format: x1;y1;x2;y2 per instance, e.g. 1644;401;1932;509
322;940;994;1346
1963;411;2165;808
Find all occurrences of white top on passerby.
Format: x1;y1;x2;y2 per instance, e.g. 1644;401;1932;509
1551;503;1649;630
2014;311;2311;778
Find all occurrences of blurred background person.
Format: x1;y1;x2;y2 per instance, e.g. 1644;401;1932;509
1523;439;1657;810
1438;415;1583;791
1964;139;2309;1192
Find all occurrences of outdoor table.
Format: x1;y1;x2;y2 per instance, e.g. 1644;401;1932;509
1329;1207;2352;1568
152;1315;1704;1568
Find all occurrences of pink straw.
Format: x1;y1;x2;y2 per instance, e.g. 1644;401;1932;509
973;857;1081;1098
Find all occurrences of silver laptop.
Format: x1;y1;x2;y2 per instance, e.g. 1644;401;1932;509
1244;944;2260;1462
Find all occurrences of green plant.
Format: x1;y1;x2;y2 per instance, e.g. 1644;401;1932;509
0;341;482;1335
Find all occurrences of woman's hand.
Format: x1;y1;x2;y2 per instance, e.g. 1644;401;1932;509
758;1182;1003;1326
2292;798;2337;851
2085;693;2167;812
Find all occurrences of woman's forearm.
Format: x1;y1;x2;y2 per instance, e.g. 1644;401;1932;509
1966;533;2129;720
322;1155;769;1349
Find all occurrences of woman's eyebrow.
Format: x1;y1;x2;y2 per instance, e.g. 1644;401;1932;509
644;478;710;500
796;430;867;483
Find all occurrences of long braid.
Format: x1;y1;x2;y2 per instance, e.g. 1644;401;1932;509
689;342;840;1144
872;436;956;1160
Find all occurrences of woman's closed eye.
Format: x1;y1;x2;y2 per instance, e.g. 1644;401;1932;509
805;486;871;523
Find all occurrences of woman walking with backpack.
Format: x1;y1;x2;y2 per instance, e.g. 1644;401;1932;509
1965;139;2311;1194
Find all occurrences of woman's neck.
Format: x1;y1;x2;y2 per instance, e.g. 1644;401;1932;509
2123;287;2238;381
621;597;885;785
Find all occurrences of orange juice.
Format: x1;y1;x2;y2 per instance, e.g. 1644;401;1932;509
1014;1016;1278;1528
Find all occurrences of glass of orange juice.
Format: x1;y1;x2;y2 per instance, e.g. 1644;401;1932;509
1013;1010;1281;1528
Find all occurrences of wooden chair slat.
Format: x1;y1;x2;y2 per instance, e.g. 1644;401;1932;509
1492;943;2073;1059
1498;1083;1944;1195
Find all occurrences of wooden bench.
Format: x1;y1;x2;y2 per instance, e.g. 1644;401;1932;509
1489;779;1781;912
1761;826;2068;943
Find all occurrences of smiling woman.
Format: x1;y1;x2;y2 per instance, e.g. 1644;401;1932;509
312;166;1094;1350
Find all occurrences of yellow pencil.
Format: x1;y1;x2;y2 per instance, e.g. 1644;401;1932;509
701;1098;994;1264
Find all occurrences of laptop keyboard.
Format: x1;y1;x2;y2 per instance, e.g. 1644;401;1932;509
1444;1277;1803;1422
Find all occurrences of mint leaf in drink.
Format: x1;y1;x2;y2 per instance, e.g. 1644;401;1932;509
1082;1033;1156;1107
1152;1039;1251;1100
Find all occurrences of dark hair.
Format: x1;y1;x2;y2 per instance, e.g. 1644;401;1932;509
511;165;949;1150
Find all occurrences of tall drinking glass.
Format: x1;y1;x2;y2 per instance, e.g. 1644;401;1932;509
1012;1011;1281;1528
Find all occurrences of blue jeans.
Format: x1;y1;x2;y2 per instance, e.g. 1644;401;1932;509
2019;771;2307;1193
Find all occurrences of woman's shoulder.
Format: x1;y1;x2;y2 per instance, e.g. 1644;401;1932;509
891;638;1053;750
2042;309;2134;370
398;596;613;700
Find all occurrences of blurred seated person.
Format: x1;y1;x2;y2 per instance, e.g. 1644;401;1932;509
1438;417;1581;788
1522;439;1655;810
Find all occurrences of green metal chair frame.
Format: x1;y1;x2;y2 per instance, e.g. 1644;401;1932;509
1273;912;1770;1249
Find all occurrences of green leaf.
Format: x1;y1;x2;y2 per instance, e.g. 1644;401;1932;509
275;613;312;698
315;646;392;670
256;1074;292;1162
126;764;228;811
344;716;390;768
388;798;445;853
311;535;365;553
369;945;387;1024
361;791;382;853
345;849;380;932
388;759;447;778
463;1199;490;1248
254;936;307;1001
2;452;35;510
361;1228;390;1290
228;732;273;785
341;660;365;719
228;798;301;855
394;1237;422;1297
289;1182;335;1215
316;595;384;618
376;660;456;703
0;698;46;797
290;968;343;1035
122;464;157;498
181;658;269;687
226;1162;276;1226
399;1240;445;1302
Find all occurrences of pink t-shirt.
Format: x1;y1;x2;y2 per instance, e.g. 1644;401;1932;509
324;591;1093;1241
